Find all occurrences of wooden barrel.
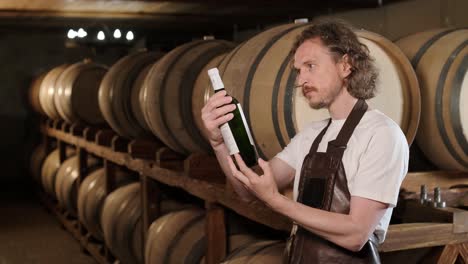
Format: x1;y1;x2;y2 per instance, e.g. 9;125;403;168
99;51;164;138
41;148;75;198
41;149;61;197
54;60;107;125
133;63;154;135
77;167;134;241
141;40;234;154
396;28;468;171
54;155;99;217
30;143;48;183
101;183;187;264
101;183;142;264
39;64;69;120
29;72;47;115
222;240;285;264
211;23;419;159
145;209;260;264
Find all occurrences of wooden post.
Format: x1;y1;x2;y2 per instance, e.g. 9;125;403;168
83;127;99;142
95;130;116;147
43;133;52;154
58;140;66;163
184;153;225;184
129;139;163;160
459;243;468;262
71;123;85;136
141;174;160;263
62;121;71;133
104;159;116;195
111;135;130;153
156;147;184;171
437;244;460;264
77;148;88;240
205;202;227;264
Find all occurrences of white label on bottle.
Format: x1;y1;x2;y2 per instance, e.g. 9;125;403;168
220;123;239;155
237;104;254;146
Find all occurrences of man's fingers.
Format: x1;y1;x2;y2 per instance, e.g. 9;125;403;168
213;104;236;118
213;113;233;127
226;156;250;186
233;153;247;170
233;153;258;180
204;91;232;112
258;158;272;176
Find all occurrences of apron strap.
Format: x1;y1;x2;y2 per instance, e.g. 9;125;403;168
308;119;333;154
327;99;368;158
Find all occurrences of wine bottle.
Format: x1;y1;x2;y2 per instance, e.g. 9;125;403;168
207;68;258;167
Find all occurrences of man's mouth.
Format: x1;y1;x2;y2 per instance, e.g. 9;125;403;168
302;87;317;97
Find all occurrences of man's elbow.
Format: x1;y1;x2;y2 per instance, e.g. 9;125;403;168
343;233;369;252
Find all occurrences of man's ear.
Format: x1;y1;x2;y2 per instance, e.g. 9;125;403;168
339;54;352;78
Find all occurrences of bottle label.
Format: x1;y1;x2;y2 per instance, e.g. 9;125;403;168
237;104;255;146
220;123;239;155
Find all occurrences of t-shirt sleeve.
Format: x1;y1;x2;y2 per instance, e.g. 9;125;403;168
351;125;409;207
275;132;302;169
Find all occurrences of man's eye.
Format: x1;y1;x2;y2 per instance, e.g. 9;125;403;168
307;64;315;69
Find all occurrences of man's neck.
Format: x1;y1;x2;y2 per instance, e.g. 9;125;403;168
328;88;359;120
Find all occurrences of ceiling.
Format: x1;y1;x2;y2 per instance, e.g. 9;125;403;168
0;0;403;32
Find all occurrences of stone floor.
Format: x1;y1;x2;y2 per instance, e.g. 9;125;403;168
0;180;96;264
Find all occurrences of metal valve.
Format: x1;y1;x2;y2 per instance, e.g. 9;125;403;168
432;187;446;208
420;184;427;204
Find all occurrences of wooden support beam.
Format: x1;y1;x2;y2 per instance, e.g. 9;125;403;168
380;223;468;252
393;199;468;233
459;243;468;262
42;124;468;253
205;202;227;264
141;174;160;249
438;244;460;264
401;171;468;193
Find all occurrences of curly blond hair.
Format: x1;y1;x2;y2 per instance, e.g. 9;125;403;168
291;19;378;99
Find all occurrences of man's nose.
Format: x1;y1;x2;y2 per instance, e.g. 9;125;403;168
296;72;307;87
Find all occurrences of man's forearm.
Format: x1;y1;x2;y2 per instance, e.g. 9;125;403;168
268;194;377;251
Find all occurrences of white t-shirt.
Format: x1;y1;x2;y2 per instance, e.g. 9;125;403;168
276;109;409;243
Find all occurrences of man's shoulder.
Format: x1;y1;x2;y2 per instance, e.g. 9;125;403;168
361;109;400;130
300;118;330;133
360;110;407;143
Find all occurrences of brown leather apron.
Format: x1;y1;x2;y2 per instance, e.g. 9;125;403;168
286;99;381;264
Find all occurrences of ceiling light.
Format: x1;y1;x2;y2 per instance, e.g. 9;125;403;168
67;29;77;39
97;31;105;41
113;29;122;39
126;31;134;41
77;28;87;38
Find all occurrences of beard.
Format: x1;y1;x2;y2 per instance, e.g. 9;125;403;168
302;86;326;109
302;84;343;110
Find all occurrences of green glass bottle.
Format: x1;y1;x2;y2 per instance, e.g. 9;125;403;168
207;68;258;167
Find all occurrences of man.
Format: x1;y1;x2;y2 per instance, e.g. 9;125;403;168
201;19;408;263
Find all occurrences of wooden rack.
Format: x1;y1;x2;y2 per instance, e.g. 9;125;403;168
39;119;468;264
